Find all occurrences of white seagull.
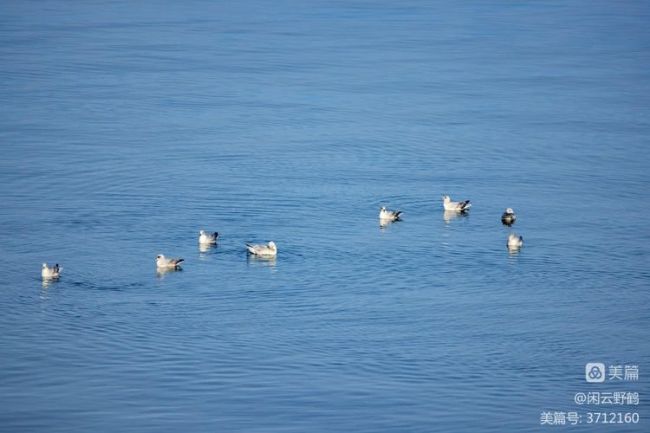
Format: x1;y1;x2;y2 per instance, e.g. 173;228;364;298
198;230;219;245
501;208;516;226
42;263;62;279
156;254;184;269
507;233;524;249
379;206;402;222
442;195;471;212
246;241;277;257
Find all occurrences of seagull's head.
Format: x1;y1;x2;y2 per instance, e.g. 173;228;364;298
380;206;386;211
156;254;164;259
442;195;450;202
42;263;47;268
268;241;277;251
505;208;514;214
199;230;205;236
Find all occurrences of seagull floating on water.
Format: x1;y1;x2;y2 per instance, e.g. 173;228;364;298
198;230;219;245
507;233;523;249
42;263;62;279
246;241;277;257
501;208;516;226
156;254;184;269
379;206;402;222
442;195;471;212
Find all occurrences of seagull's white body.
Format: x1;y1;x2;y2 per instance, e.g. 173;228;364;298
507;233;523;249
198;230;219;245
442;195;471;212
41;263;62;279
246;241;277;257
156;254;184;269
501;208;516;226
379;206;402;222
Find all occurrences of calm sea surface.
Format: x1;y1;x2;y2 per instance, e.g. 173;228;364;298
1;1;649;432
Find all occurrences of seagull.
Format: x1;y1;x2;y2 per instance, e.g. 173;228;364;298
246;241;277;257
507;233;523;249
501;208;516;226
198;230;219;245
42;263;62;279
379;206;402;222
442;195;471;212
156;254;184;269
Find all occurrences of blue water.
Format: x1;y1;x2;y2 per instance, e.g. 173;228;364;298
1;1;649;432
